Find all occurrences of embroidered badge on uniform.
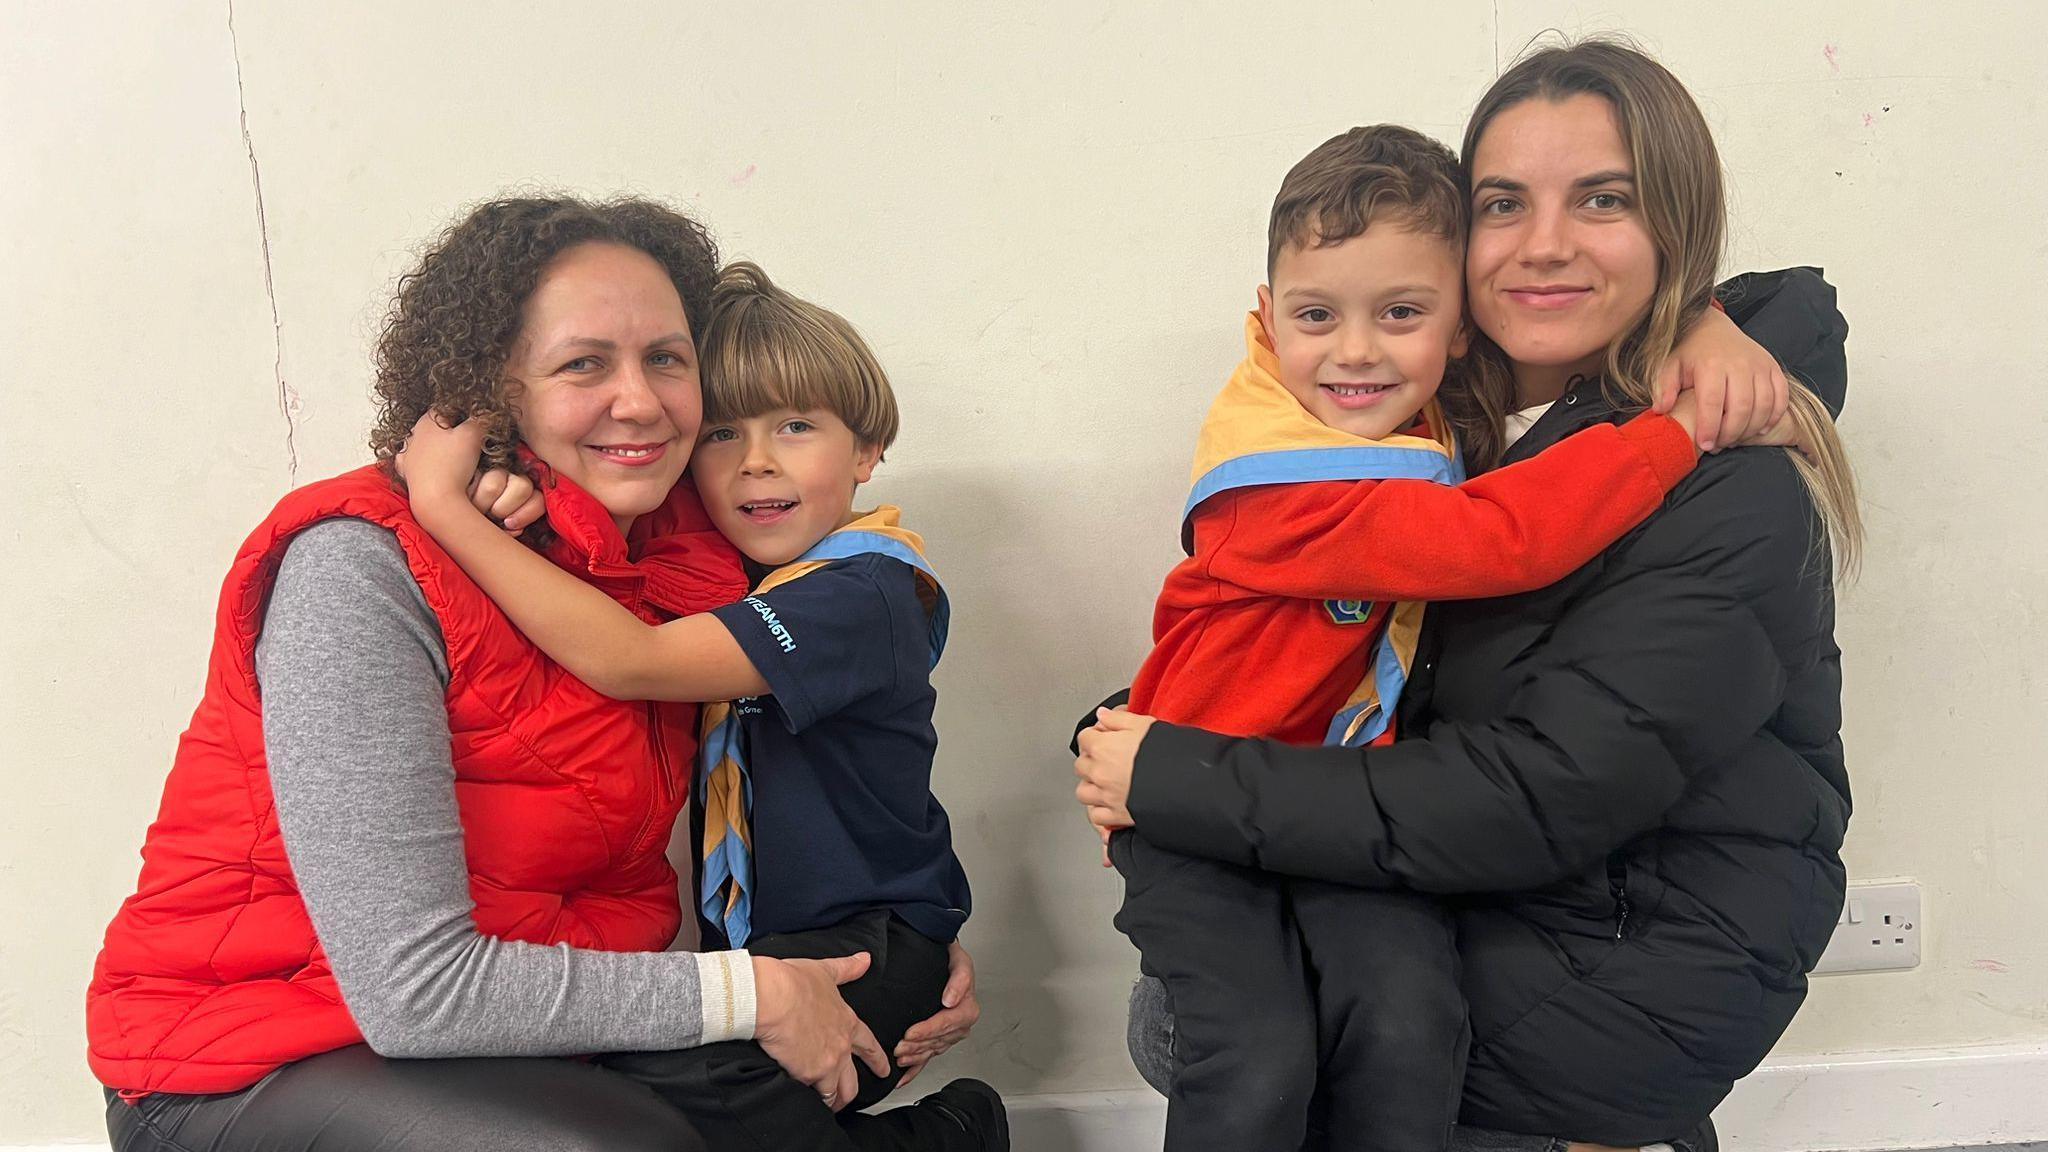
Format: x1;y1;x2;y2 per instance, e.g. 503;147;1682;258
1324;599;1374;625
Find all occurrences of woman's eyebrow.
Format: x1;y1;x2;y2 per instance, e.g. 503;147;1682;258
540;335;617;358
1472;172;1635;195
539;332;694;358
1573;170;1635;188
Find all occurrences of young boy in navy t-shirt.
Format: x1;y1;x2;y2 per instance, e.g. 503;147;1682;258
397;261;1001;1151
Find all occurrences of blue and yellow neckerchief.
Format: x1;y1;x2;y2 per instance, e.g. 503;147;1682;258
697;507;946;946
1186;313;1464;747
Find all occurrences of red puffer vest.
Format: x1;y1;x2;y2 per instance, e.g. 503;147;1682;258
86;463;747;1095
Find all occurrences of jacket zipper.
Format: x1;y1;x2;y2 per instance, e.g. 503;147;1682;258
629;701;679;859
1607;854;1633;940
650;702;677;806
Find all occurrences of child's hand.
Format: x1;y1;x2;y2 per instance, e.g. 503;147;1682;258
1669;380;1816;460
1666;388;1701;448
394;412;489;511
468;469;547;537
1652;306;1789;453
893;943;981;1087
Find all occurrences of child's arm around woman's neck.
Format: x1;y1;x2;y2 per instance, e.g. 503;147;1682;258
409;487;769;703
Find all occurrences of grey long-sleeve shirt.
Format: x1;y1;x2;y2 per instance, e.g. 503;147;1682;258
255;517;755;1058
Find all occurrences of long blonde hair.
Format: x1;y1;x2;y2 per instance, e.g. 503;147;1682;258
1452;38;1861;578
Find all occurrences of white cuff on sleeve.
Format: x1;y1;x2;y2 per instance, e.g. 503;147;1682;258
694;949;758;1043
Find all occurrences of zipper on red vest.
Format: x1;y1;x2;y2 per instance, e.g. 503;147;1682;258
629;701;680;859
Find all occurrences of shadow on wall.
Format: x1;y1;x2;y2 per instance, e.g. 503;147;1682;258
865;462;1161;1094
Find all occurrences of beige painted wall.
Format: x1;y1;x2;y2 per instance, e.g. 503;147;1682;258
5;0;2045;1141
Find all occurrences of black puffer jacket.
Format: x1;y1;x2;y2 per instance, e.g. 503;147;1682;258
1124;269;1850;1143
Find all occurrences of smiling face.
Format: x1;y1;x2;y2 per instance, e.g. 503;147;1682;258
506;242;701;532
1255;220;1468;440
1465;93;1660;406
689;407;880;567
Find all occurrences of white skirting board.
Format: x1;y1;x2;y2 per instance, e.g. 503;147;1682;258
1712;1043;2048;1151
1005;1043;2048;1152
16;1043;2046;1152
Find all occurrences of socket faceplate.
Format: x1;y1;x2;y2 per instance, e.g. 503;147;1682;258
1813;881;1921;975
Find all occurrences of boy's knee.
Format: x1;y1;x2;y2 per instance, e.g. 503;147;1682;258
1172;1034;1317;1147
1354;976;1466;1056
1238;1045;1319;1105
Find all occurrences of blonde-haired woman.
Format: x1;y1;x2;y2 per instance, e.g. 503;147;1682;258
1077;39;1856;1151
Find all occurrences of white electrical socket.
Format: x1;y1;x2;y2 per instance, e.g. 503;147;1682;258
1813;881;1921;975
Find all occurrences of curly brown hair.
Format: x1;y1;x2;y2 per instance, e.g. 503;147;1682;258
368;196;721;472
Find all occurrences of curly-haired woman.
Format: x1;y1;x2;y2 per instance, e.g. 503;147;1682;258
89;197;996;1152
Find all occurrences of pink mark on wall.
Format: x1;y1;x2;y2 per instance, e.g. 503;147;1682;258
1862;112;1876;128
1823;43;1840;72
731;164;758;187
1970;959;2012;974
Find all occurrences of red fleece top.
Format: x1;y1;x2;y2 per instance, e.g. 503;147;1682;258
1129;413;1697;745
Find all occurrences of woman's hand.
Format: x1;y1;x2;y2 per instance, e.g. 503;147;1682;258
892;942;981;1087
1739;408;1818;461
751;953;890;1112
1653;305;1789;453
393;412;489;516
1075;706;1156;831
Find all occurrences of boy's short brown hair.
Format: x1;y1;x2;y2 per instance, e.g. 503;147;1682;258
699;261;900;450
1266;125;1466;278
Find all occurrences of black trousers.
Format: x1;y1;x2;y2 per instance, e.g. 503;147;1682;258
106;913;971;1152
599;910;975;1152
1112;830;1468;1152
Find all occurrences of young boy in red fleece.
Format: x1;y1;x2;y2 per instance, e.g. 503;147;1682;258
1105;126;1709;1152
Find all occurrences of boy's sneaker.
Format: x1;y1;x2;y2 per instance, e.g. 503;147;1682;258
915;1078;1009;1152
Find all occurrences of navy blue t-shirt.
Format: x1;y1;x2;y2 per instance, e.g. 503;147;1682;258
710;552;970;943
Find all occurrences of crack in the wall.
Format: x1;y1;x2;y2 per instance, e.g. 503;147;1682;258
1493;1;1500;73
227;0;298;482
